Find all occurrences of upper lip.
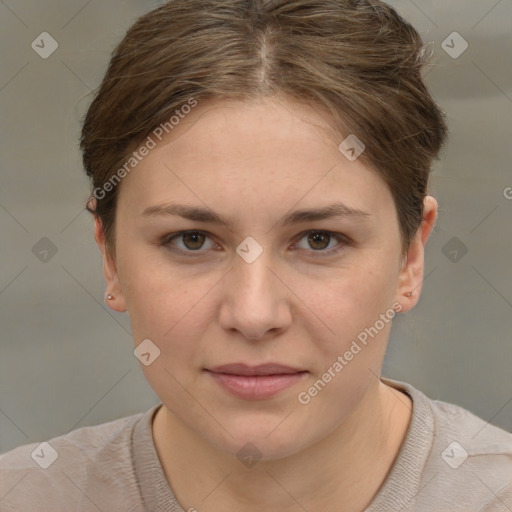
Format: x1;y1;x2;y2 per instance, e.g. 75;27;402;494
206;363;306;376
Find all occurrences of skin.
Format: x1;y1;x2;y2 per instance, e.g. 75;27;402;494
94;95;437;512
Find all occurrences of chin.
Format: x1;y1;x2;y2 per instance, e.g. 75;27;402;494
216;434;305;463
203;416;316;463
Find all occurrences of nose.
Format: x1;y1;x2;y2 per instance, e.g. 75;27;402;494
218;251;292;341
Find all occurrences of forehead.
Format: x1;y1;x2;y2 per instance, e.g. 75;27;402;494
153;96;349;164
116;96;393;221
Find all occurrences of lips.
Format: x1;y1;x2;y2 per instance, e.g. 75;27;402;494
207;362;305;376
204;363;308;400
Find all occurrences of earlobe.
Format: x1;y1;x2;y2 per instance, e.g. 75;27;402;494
93;216;128;313
394;196;438;312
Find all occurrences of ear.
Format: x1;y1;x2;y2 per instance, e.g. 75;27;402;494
93;215;128;313
394;196;437;312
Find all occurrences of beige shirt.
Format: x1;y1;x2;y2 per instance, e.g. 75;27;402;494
1;377;511;511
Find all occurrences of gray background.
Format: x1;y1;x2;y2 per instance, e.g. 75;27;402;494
0;0;511;454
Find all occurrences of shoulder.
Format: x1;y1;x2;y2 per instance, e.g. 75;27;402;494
0;407;155;512
380;378;512;511
414;383;512;510
429;395;512;448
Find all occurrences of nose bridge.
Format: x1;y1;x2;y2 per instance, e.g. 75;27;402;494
220;244;290;339
233;244;279;303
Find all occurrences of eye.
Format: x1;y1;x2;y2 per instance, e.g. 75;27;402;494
161;230;350;256
293;231;349;256
163;231;217;253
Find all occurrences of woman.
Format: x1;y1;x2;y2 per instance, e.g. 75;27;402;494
1;1;511;510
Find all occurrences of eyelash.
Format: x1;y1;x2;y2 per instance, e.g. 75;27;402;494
160;230;351;257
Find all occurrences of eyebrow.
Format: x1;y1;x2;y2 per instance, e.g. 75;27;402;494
141;201;371;230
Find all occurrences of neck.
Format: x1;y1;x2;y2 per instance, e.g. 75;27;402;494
152;379;412;512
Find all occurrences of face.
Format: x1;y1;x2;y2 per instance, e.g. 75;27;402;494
96;95;432;460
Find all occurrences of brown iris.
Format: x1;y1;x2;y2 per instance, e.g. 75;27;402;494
181;232;206;250
307;231;331;251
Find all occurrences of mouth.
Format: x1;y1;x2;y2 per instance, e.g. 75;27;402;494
204;363;308;400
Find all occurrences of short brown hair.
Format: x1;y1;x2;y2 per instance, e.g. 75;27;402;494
80;0;449;258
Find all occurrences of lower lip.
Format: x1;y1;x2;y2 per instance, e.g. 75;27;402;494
205;370;308;400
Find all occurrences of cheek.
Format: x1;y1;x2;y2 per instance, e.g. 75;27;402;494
313;255;398;326
118;250;219;370
350;246;400;309
124;267;207;397
115;242;189;339
300;257;399;372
